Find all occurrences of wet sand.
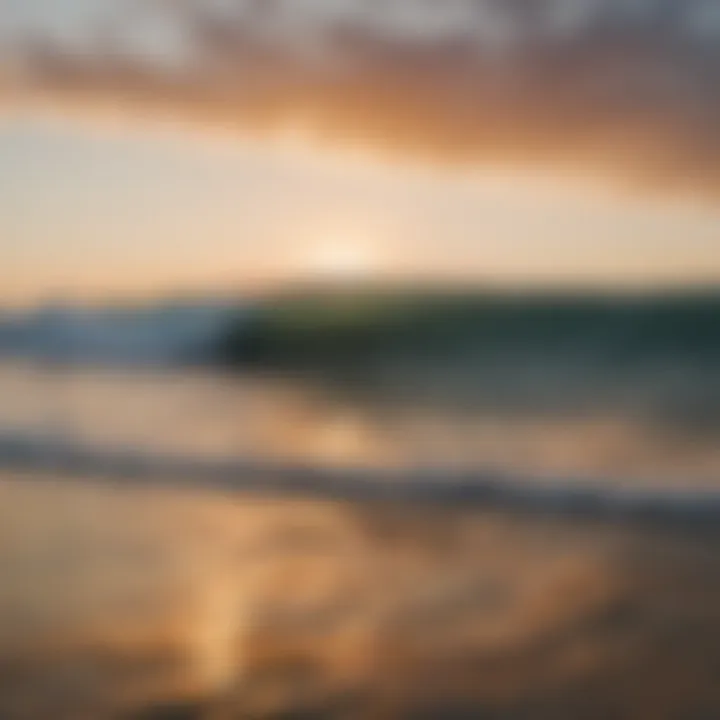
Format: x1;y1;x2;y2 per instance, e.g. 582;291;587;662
0;472;719;719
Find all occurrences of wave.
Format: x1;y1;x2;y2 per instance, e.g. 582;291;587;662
0;301;239;365
220;287;720;369
1;430;718;525
3;289;720;370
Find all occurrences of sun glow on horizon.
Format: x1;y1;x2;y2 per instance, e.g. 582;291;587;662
2;116;720;307
294;239;385;284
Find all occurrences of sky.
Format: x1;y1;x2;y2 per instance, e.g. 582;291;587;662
1;0;720;304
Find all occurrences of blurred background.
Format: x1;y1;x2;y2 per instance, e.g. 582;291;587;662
1;1;720;717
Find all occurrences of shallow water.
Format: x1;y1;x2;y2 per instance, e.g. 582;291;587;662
0;361;718;489
0;473;719;719
0;360;719;718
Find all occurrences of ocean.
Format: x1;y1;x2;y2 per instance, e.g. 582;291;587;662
0;291;718;718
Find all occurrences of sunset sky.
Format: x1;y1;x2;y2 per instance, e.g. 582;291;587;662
2;0;720;304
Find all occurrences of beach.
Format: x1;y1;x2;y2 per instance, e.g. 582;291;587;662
0;470;718;719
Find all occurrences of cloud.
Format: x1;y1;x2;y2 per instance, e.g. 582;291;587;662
7;0;720;195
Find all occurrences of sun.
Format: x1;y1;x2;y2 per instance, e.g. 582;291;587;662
300;241;379;283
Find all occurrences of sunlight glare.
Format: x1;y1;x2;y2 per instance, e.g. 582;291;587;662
299;240;381;283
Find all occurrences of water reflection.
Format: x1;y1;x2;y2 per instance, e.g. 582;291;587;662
0;362;718;488
1;360;719;717
0;475;718;718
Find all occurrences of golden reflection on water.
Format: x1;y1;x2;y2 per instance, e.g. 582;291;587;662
0;474;719;718
0;363;718;487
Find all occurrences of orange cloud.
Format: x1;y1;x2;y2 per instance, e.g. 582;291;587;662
8;0;720;195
